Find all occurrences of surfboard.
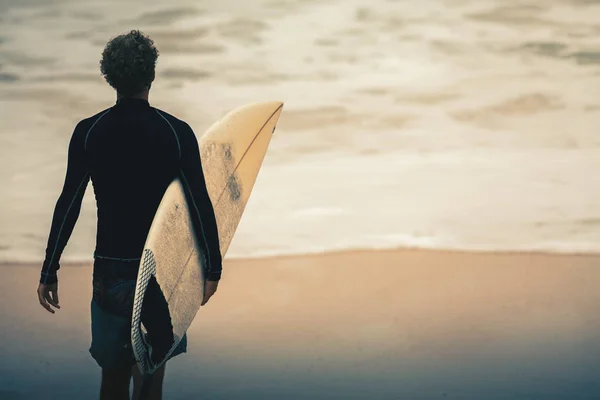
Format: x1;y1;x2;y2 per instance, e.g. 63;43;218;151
131;101;284;374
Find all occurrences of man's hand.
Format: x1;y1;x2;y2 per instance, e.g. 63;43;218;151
201;280;219;306
37;282;60;314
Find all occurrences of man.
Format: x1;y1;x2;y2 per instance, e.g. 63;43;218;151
36;30;222;400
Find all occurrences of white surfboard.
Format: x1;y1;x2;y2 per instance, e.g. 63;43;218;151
131;101;284;373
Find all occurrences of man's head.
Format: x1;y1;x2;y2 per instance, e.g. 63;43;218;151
100;30;159;98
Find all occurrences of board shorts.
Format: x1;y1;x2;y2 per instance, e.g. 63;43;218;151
89;257;187;369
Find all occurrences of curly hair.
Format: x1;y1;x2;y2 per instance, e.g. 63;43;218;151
100;30;159;97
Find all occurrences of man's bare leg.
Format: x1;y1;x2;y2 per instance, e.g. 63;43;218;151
100;365;133;400
132;363;166;400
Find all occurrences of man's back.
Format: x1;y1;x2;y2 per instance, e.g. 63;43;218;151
87;98;180;260
40;97;222;284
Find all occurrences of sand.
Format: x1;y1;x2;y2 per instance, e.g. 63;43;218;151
2;249;599;399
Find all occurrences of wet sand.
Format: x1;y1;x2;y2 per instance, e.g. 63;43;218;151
1;249;599;399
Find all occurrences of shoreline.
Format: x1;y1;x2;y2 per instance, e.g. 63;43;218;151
4;246;599;268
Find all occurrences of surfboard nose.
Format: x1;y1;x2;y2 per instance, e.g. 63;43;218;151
235;101;284;124
253;100;284;110
269;101;284;125
203;101;284;143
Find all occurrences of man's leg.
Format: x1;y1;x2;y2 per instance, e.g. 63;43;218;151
90;267;139;400
100;365;133;400
132;363;166;400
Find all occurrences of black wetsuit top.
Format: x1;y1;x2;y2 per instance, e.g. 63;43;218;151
40;97;222;284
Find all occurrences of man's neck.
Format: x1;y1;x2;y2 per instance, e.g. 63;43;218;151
117;90;149;102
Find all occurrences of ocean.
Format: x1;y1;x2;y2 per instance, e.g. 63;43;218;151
1;0;599;263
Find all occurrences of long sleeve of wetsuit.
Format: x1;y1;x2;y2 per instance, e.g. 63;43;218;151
177;122;223;281
40;122;90;284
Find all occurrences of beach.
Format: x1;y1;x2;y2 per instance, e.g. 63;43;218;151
1;0;600;398
2;250;600;399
